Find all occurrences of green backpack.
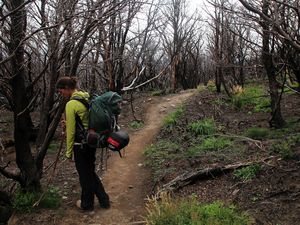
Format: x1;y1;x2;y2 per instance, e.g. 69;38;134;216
73;91;129;152
89;91;122;134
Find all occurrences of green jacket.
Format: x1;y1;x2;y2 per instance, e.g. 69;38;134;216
65;90;89;158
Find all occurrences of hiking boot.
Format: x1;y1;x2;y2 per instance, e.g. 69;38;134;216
99;195;110;209
100;200;110;209
76;200;94;211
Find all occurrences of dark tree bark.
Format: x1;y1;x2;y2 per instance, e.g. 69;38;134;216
8;0;41;191
260;0;286;128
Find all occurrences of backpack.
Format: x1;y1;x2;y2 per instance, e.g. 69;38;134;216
72;91;129;156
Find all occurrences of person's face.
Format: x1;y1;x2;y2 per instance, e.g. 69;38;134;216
57;88;73;98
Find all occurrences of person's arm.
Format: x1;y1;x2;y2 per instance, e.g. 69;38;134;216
65;101;76;159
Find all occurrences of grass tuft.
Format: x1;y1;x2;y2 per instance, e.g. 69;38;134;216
129;120;144;129
234;164;262;181
245;127;269;140
197;84;206;93
230;85;271;112
270;133;300;159
206;80;217;92
163;106;184;130
188;118;215;135
186;137;232;157
13;186;62;213
47;142;60;154
145;192;251;225
151;90;165;96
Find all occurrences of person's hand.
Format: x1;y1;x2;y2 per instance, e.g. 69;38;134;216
61;131;66;139
60;119;66;129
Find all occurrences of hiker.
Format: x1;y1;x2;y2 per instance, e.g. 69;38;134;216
56;76;110;211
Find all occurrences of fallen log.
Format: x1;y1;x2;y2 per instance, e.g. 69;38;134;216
161;156;276;192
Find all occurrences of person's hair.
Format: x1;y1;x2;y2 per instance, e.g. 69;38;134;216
56;76;77;89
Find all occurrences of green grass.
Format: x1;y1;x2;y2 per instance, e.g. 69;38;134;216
234;164;262;182
146;194;251;225
207;80;217;92
196;84;206;93
188;118;216;135
151;90;165;96
47;142;60;154
244;127;269;140
129;120;144;129
144;140;182;181
267;118;300;139
270;134;300;159
230;85;271;113
186;137;232;157
13;186;62;213
163;106;184;130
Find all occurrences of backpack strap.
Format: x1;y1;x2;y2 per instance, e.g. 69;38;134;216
71;96;90;109
70;97;90;143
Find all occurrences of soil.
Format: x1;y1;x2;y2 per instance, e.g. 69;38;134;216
5;90;195;225
155;90;300;225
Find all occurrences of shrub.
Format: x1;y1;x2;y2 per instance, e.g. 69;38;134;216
13;191;38;213
206;80;217;92
232;85;244;95
188;118;215;135
234;164;262;181
245;127;269;140
163;106;184;129
13;186;61;213
253;97;271;113
41;186;62;209
230;85;271;112
145;193;251;225
270;134;300;159
129;120;144;129
197;84;206;93
270;141;292;159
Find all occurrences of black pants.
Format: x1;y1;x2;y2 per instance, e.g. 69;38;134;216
73;144;109;210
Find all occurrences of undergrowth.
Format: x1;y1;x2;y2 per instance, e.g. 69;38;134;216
144;140;182;181
270;133;300;159
151;90;165;96
230;85;271;112
244;127;269;140
188;118;215;135
207;80;217;92
186;137;232;157
13;186;61;213
234;164;262;181
129;120;144;129
145;193;252;225
47;141;60;154
163;106;185;130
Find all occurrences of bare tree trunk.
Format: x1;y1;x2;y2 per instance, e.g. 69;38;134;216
261;0;285;128
9;0;40;191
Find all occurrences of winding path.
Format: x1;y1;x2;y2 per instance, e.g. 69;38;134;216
9;90;195;225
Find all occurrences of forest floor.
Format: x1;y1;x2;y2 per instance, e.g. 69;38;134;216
1;84;300;225
4;90;195;225
146;85;300;225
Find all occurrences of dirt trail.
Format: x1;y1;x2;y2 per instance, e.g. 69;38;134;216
9;90;195;225
94;90;194;225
